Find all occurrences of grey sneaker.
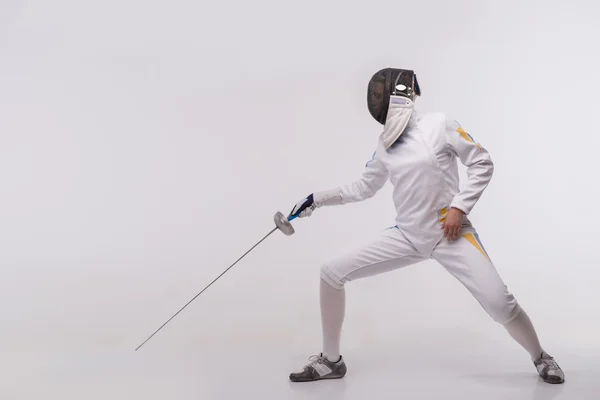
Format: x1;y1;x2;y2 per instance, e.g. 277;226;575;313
533;352;564;384
289;353;347;382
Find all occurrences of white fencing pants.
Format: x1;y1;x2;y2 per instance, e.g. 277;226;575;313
320;227;521;324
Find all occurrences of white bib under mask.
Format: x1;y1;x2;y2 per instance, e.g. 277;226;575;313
381;95;414;149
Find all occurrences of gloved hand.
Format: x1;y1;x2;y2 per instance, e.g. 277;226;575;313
289;194;316;219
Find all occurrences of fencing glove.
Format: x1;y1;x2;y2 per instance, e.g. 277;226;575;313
290;194;316;218
289;188;343;219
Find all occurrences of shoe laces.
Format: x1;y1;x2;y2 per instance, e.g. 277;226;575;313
543;357;559;369
304;354;326;368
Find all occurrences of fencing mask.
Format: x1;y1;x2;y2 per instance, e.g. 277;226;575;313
367;68;421;148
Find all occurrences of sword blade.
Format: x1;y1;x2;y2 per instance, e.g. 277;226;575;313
135;226;278;351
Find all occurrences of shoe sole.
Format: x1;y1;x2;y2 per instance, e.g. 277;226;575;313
541;376;565;384
289;374;346;383
544;379;565;385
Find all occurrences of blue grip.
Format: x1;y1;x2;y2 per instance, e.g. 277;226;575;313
288;214;298;222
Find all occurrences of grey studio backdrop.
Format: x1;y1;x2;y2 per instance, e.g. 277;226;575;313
0;0;599;398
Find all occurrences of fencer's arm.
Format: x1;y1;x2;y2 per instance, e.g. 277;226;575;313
445;120;494;215
312;153;389;207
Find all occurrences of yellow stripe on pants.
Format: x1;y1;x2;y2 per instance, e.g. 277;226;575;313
462;232;489;261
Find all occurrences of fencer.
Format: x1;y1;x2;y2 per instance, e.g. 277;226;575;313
287;68;564;384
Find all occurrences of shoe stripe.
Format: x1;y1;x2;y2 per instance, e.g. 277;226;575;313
313;363;332;377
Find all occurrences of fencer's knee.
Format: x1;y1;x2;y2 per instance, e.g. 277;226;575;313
320;264;345;290
482;292;522;325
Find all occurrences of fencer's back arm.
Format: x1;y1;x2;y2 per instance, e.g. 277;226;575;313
445;120;494;215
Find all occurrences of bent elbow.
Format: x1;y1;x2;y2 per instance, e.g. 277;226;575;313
486;159;494;177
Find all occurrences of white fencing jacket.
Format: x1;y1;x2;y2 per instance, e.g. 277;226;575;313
314;110;494;255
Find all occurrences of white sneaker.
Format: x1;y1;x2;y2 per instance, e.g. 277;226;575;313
533;352;565;384
289;353;347;382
